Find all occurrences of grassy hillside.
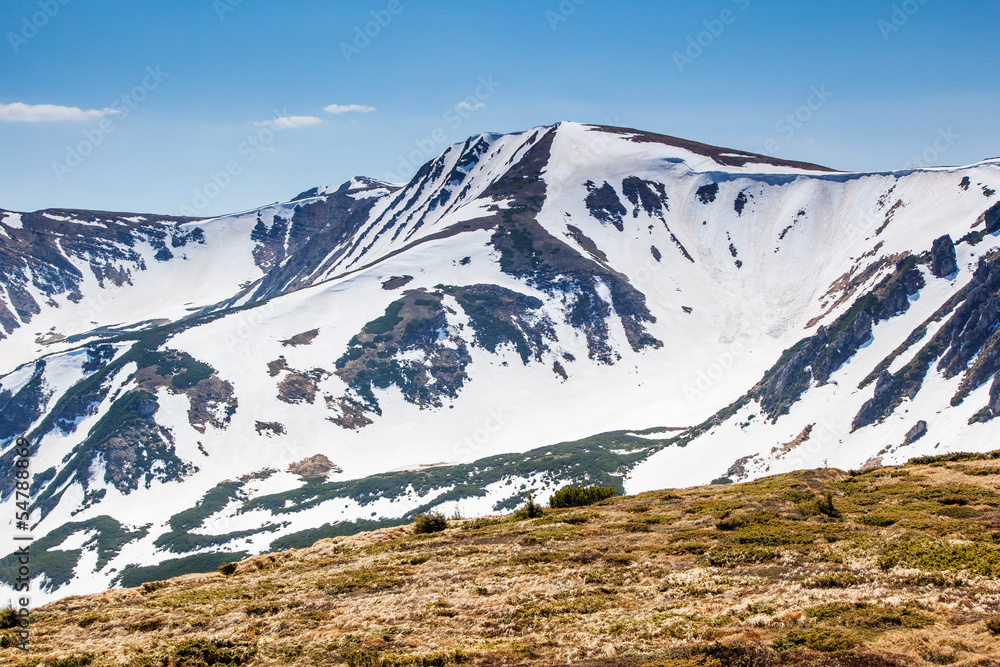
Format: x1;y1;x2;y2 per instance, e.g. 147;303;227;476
5;453;1000;666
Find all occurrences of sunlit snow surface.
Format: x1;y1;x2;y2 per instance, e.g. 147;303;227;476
3;123;1000;603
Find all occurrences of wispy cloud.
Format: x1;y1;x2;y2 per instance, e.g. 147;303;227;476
255;115;324;129
456;101;485;111
0;102;124;123
324;104;376;115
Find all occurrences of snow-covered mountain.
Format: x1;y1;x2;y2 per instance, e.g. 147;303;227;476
3;122;1000;602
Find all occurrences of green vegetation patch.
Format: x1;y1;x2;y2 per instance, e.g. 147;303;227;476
549;484;616;508
878;535;1000;576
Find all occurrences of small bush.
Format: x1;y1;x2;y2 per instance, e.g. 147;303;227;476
716;516;746;531
218;562;238;576
76;613;106;629
0;606;17;630
513;492;544;519
817;491;840;518
549;485;616;509
986;616;1000;635
773;628;858;653
141;580;169;593
413;511;448;534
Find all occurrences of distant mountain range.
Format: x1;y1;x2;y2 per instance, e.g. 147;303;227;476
2;121;999;602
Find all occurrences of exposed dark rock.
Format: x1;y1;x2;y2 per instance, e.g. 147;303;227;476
565;225;609;263
990;375;1000;415
696;183;719;204
854;372;894;431
753;255;925;421
929;235;958;278
985;201;1000;235
621;177;669;218
650;246;662;262
853;252;1000;430
280;329;320;347
255;421;286;436
734;191;749;215
960;176;971;191
584;181;627;231
903;420;928;445
0;360;49;445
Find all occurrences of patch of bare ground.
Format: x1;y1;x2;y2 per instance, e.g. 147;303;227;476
6;455;1000;666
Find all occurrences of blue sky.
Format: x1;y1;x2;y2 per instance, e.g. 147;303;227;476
1;0;997;217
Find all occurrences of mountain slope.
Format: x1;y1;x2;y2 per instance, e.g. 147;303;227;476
2;122;1000;603
4;454;1000;666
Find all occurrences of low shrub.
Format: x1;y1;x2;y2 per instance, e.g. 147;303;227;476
773;628;859;653
986;616;1000;635
513;492;544;519
413;511;448;534
0;606;17;630
817;491;840;518
217;562;238;576
141;580;169;593
549;485;616;509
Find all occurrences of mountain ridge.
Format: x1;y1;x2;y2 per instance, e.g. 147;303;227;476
2;122;1000;603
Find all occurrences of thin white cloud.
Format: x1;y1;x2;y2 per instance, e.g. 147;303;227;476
456;101;485;111
255;115;324;129
324;104;376;115
0;102;123;123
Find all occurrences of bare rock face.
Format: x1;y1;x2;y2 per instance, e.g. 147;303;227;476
990;375;1000;415
985;201;1000;234
288;454;342;479
903;420;928;445
929;235;958;278
853;371;895;431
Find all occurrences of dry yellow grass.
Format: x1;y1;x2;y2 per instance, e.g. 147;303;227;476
5;457;1000;666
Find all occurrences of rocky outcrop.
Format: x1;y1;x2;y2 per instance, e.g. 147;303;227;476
584;181;627;231
903;420;928;445
621;177;669;219
929;235;958;278
985;201;1000;235
753;256;923;421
